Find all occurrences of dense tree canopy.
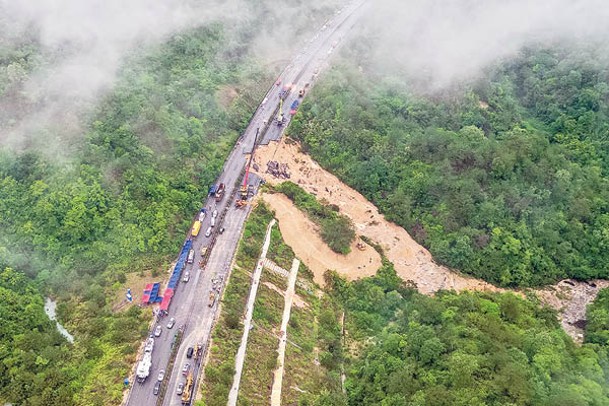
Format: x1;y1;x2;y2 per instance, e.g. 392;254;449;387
586;288;609;347
323;264;609;406
0;23;267;406
291;47;609;287
0;267;75;405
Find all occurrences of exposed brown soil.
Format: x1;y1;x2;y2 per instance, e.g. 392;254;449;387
216;85;239;108
263;193;382;286
252;138;609;342
254;138;499;294
535;279;609;343
111;269;161;312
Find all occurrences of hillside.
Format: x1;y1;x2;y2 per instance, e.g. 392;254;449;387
0;1;344;403
290;47;609;287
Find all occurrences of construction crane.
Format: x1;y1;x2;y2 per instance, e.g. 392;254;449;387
236;128;259;208
181;371;193;404
276;98;286;127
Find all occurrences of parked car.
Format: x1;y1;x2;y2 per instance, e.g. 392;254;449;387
186;347;194;358
153;381;160;395
182;363;191;376
183;271;190;283
176;382;184;395
219;227;225;234
166;317;176;329
154;325;162;337
205;227;212;238
157;369;165;381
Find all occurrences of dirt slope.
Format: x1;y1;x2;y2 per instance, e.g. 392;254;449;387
263;193;382;286
254;138;499;294
252;138;609;341
535;279;609;342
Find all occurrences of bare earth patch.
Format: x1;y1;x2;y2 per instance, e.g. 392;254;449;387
252;138;609;341
535;279;609;343
216;85;239;108
111;269;159;312
263;193;382;286
254;138;499;294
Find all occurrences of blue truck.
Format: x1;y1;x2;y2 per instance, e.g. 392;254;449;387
290;100;300;115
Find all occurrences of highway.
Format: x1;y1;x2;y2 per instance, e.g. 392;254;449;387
124;1;368;405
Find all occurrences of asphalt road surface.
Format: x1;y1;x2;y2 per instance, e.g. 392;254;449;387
125;2;368;405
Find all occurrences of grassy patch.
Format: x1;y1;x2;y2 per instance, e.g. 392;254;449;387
274;182;356;255
201;199;344;405
238;274;284;405
201;202;274;406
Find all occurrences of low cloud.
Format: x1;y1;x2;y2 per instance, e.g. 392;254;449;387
0;0;343;152
360;0;609;89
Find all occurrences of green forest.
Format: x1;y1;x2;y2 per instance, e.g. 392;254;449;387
291;47;609;287
2;0;609;404
0;0;345;403
0;23;267;405
323;266;609;406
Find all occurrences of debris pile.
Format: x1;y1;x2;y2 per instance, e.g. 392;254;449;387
266;160;291;179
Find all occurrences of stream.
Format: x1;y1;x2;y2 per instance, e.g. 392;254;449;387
44;298;75;344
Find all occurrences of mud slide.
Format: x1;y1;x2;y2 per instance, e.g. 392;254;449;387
263;193;382;286
254;138;609;341
255;139;499;294
536;279;609;342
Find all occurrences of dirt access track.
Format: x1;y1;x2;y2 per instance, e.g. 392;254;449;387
253;138;499;295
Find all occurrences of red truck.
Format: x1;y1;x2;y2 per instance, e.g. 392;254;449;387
215;183;225;202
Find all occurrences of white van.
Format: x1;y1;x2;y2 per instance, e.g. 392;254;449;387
210;217;216;227
187;249;195;264
205;227;212;238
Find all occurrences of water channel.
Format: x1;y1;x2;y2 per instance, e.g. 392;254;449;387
44;298;75;344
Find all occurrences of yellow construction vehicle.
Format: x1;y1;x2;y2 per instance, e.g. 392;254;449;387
236;129;258;209
181;371;193;404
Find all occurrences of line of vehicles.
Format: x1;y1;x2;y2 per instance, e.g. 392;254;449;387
128;2;359;401
135;181;227;401
177;344;202;403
